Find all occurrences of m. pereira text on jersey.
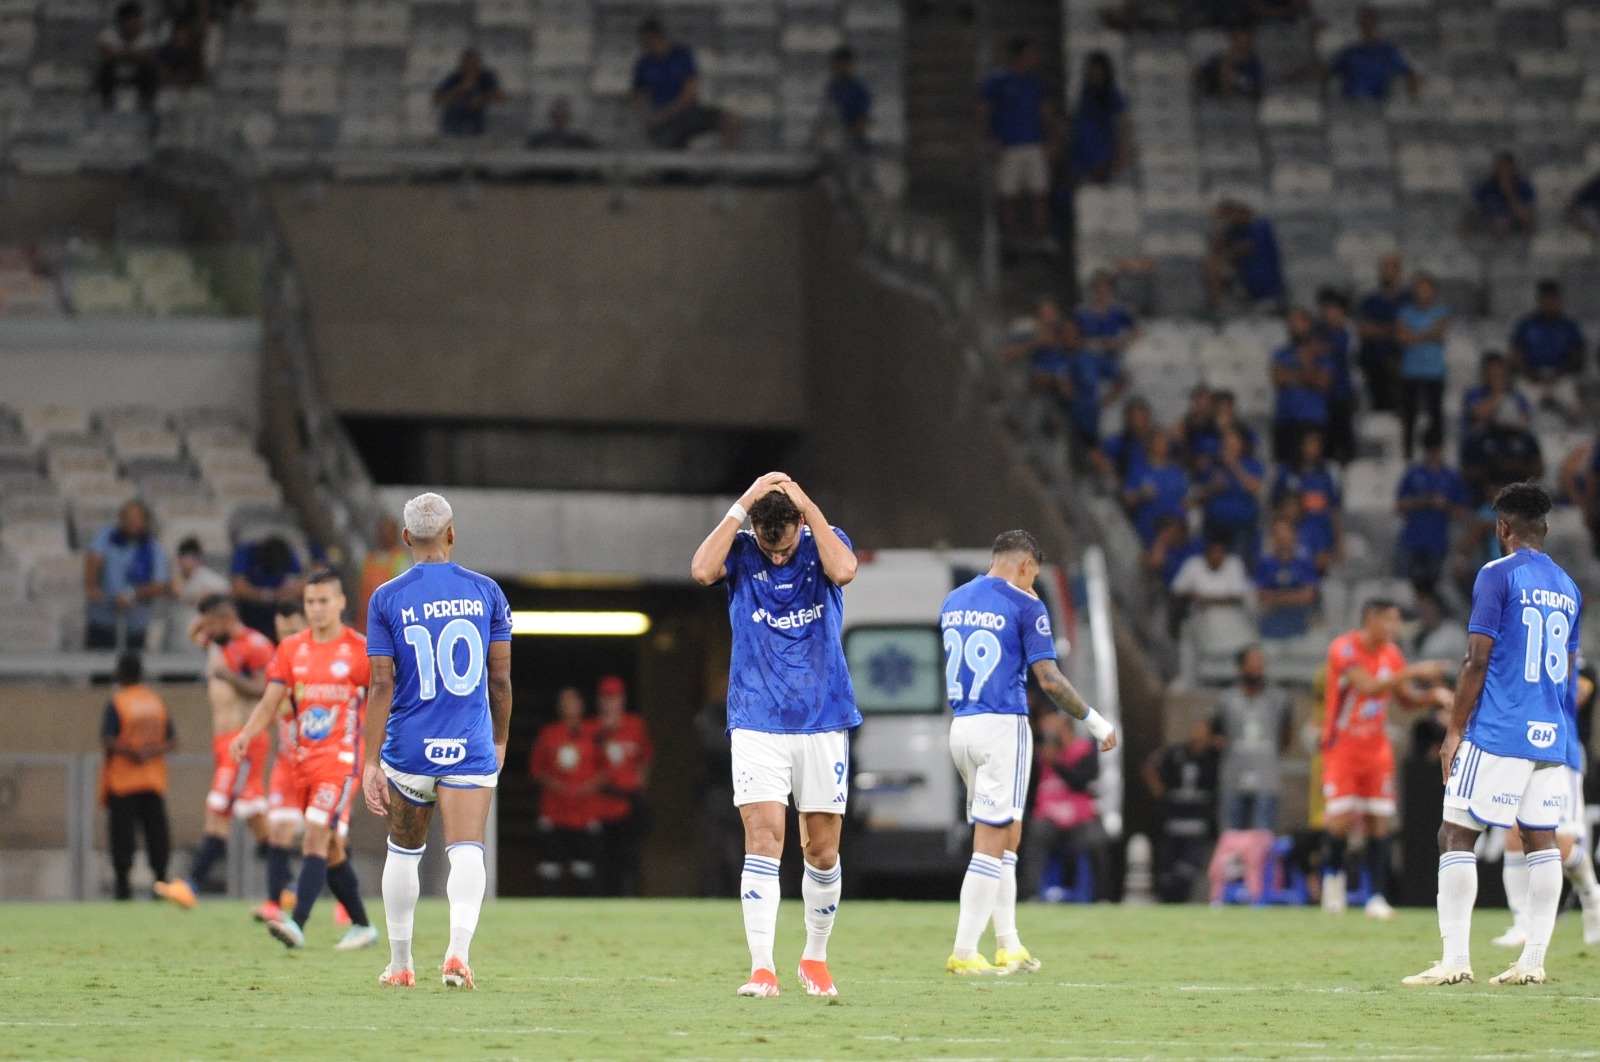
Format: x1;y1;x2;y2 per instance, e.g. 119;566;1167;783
400;599;488;622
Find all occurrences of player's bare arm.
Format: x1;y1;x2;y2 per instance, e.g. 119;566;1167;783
1440;633;1493;783
691;471;792;585
1030;659;1117;751
486;640;512;770
362;655;396;816
229;683;287;761
211;661;266;699
779;479;857;586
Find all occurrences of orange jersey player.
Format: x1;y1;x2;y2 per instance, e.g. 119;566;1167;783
258;601;309;924
232;570;377;951
1319;597;1448;919
156;595;276;910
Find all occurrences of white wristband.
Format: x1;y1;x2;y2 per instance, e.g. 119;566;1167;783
726;503;748;525
1082;708;1114;742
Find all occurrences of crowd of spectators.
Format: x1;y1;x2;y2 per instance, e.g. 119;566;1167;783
95;1;225;115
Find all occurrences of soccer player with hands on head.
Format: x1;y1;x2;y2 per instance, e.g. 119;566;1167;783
941;530;1116;976
692;472;860;999
1407;483;1584;988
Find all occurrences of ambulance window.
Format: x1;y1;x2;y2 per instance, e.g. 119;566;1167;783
845;626;944;714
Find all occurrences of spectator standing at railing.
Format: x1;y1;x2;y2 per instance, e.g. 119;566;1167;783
1460;352;1532;444
1322;6;1418;103
1068;51;1130;186
822;46;872;152
1172;535;1254;623
434;49;505;138
1395;272;1450;461
96;2;161;113
1254;515;1320;640
632;19;741;150
527;97;600;150
1195;427;1265;559
1465;151;1537;241
1356;253;1407;413
1510;280;1586;425
979;37;1057;255
100;652;176;900
157;15;205;88
356;515;410;635
229;533;302;639
86;500;170;651
1203;201;1285;317
1098;395;1155;482
1270;307;1333;464
1060;319;1128;461
1207;644;1292;903
1395;433;1469;597
1195;23;1265;102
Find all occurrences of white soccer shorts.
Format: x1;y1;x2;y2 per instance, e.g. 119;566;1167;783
996;144;1049;197
1555;765;1589;842
730;729;849;814
950;712;1033;827
382;760;499;806
1443;740;1567;831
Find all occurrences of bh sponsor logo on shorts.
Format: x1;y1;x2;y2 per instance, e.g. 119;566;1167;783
1527;722;1558;749
750;603;826;631
424;738;467;766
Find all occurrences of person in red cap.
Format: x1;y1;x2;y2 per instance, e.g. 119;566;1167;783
528;687;603;895
590;675;655;896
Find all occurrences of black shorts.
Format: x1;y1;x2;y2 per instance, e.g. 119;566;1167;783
648;103;723;149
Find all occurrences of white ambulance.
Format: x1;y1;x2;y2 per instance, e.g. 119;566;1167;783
842;546;1122;887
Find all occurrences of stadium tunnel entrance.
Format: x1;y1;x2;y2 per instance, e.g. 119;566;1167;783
495;580;731;898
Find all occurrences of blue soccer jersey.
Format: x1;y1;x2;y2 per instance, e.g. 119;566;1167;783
724;527;861;735
367;562;513;776
940;576;1058;718
1464;549;1583;768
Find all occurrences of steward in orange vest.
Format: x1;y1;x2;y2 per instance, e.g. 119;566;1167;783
100;653;176;900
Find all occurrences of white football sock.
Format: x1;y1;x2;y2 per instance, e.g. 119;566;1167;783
1502;851;1529;933
953;853;1003;959
801;858;842;963
1437;852;1477;969
382;839;423;970
1521;849;1563;970
741;854;782;975
993;850;1022;952
445;841;486;964
1564;844;1600;900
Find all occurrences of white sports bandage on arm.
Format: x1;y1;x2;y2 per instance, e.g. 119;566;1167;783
1082;708;1114;742
726;503;748;524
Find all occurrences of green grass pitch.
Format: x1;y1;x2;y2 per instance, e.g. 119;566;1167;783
6;898;1600;1060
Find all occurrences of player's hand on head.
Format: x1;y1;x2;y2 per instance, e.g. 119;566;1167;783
741;471;791;506
777;477;814;512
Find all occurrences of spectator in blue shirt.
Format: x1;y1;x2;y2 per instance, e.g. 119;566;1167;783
1355;252;1406;412
1269;307;1333;463
1098;395;1156;482
1077;271;1140;359
85;500;170;650
1255;516;1320;640
1061;319;1128;456
1394;272;1448;460
632;19;740;149
823;47;872;151
1510;279;1587;422
229;533;302;639
1197;426;1265;558
1123;431;1193;545
1566;168;1600;238
1272;429;1342;571
1460;352;1532;447
1325;7;1417;102
979;37;1056;254
1465;151;1536;240
1147;515;1202;598
1196;25;1265;102
1069;51;1130;186
433;49;505;137
1204;201;1285;316
1211;389;1260;461
1315;288;1358;464
1395;434;1469;595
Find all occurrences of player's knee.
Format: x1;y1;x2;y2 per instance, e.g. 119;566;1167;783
743;824;782;858
803;838;839;870
1436;821;1476;853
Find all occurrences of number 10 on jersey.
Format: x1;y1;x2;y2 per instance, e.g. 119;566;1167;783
402;619;486;700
